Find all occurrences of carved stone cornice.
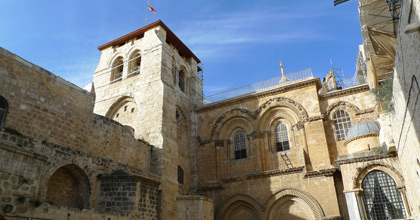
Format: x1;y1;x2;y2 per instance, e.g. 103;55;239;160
318;84;369;99
200;181;224;191
304;168;336;178
247;131;262;139
306;115;324;122
246;167;305;180
335;152;396;165
355;107;375;115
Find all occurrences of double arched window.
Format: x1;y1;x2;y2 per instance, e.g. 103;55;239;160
333;109;352;141
275;122;290;152
233;131;247;160
0;96;8;128
362;171;406;220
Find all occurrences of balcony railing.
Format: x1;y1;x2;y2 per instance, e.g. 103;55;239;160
204;68;313;104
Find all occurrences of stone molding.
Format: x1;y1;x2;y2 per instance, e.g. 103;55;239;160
255;97;309;120
196;78;320;112
304;168;336;178
265;188;325;220
246;167;305;180
343;133;379;146
335;152;396;165
352;162;405;189
325;101;361;118
318;84;370;99
210;108;256;140
209;97;309;140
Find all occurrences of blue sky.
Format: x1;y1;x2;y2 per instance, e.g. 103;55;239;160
0;0;361;96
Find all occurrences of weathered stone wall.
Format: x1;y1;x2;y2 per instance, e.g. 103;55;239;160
177;196;214;220
93;24;203;219
0;47;94;152
0;47;160;219
319;85;378;163
97;177;137;214
393;0;420;218
196;79;346;219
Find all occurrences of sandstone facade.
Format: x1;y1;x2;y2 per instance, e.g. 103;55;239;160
0;18;417;220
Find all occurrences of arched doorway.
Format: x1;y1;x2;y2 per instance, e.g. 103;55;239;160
268;196;315;220
266;189;324;220
45;164;90;209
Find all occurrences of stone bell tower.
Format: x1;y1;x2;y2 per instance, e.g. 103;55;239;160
92;20;203;219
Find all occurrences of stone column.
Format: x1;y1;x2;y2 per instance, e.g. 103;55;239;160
344;190;363;220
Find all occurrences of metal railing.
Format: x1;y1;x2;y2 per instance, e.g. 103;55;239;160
339;76;359;89
204;68;313;103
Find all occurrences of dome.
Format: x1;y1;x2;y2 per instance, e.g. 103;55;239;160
346;120;380;140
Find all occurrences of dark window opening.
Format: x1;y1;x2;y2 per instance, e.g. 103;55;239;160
0;96;8;128
177;166;184;184
178;70;186;93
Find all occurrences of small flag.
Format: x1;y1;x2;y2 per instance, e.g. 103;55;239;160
148;4;157;13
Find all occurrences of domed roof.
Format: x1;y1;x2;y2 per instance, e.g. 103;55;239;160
346;120;380;140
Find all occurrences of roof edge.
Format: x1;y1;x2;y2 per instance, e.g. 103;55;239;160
97;20;200;63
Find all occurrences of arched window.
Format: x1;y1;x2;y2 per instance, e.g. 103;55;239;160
362;171;406;220
0;96;8;128
178;70;186;92
234;131;247;159
275;122;290;152
111;57;124;82
333;109;352;141
128;51;141;76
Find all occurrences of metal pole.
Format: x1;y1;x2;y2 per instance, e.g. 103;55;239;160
145;0;149;25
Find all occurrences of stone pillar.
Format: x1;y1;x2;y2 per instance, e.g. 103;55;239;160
344;191;363;220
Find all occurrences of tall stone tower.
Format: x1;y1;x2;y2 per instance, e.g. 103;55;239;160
92;20;203;219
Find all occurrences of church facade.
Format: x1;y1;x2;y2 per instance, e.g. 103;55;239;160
0;18;416;220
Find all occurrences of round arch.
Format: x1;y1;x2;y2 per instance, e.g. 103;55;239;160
105;96;136;118
325;101;361;120
256;97;309;123
265;188;325;220
353;163;405;190
217;194;263;220
45;164;90;209
211;108;256;141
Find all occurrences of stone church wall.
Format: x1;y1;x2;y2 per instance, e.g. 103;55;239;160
0;47;160;219
393;0;420;218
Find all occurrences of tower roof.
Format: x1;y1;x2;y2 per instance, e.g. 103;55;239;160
97;20;200;63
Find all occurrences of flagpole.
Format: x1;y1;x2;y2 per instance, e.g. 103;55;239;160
145;0;149;25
